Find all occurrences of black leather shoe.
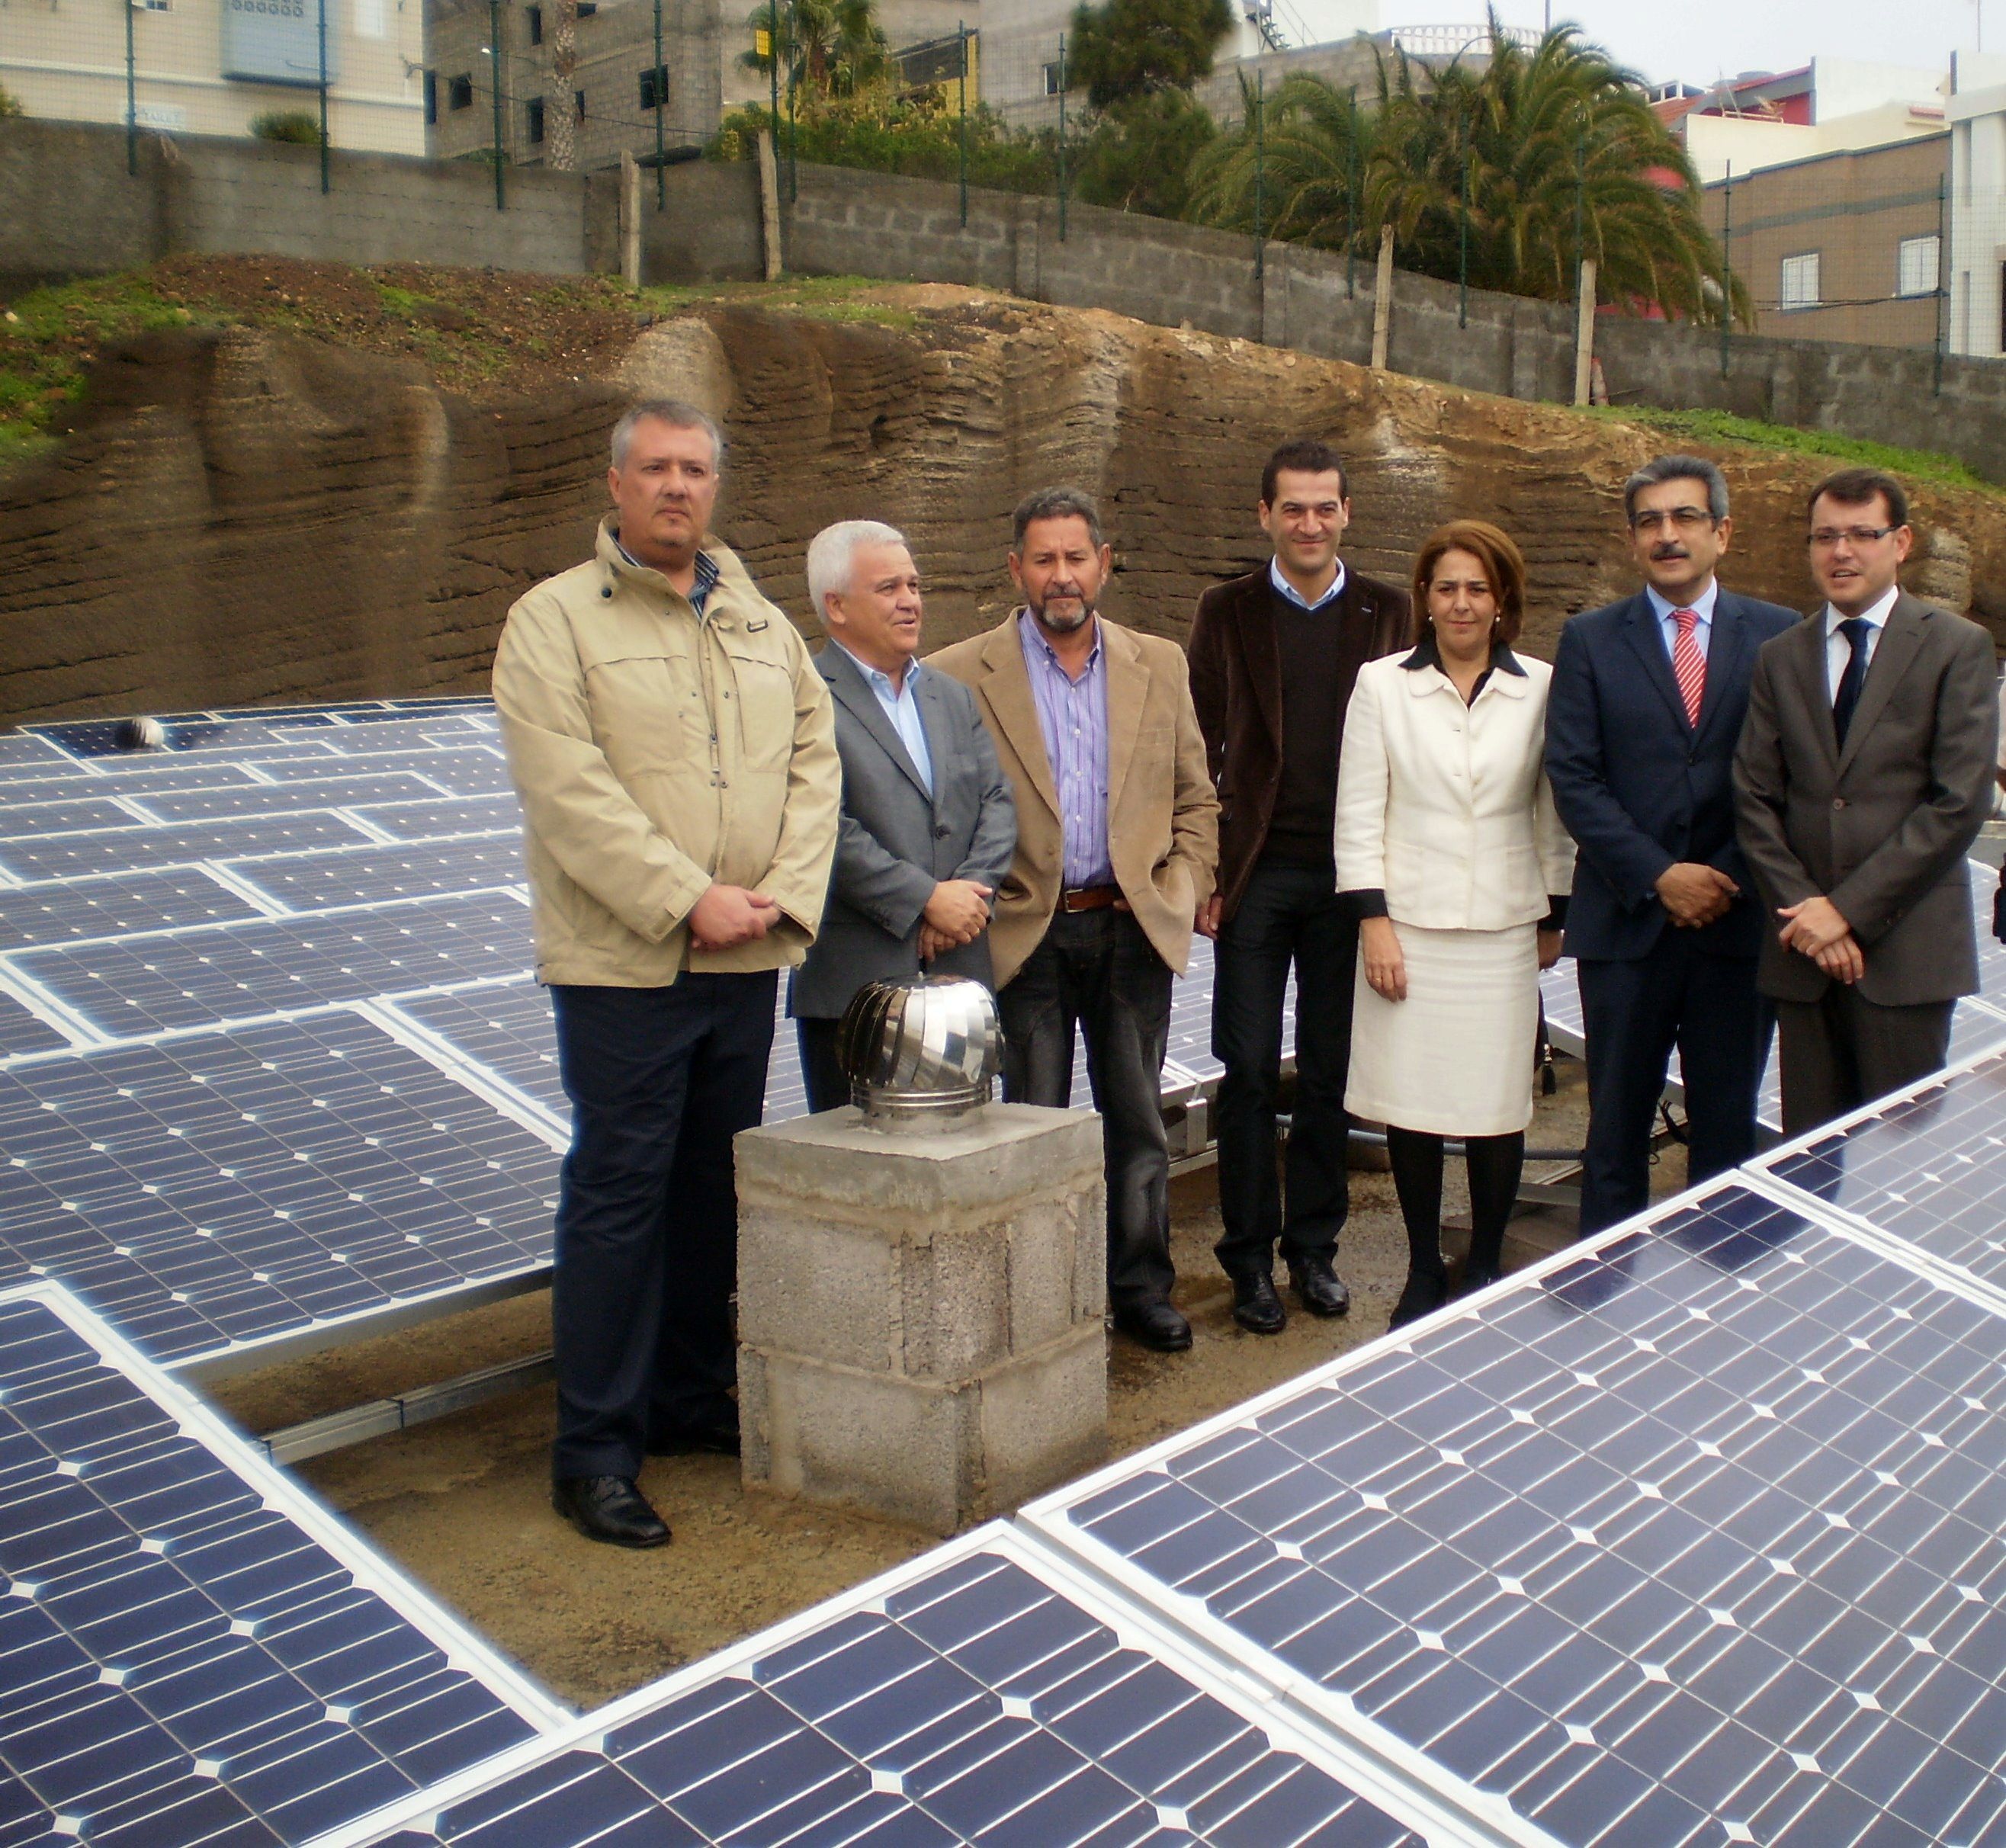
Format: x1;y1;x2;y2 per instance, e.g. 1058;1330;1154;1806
647;1412;740;1458
1387;1269;1450;1330
1458;1262;1502;1298
552;1475;670;1548
1229;1271;1286;1336
1288;1256;1351;1318
1112;1299;1193;1352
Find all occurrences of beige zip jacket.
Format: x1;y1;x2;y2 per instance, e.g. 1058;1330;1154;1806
493;517;840;987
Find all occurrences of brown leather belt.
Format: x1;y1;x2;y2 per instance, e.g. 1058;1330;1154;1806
1058;884;1122;913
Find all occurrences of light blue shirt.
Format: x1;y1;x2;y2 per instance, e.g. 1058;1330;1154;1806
833;642;932;795
1018;611;1113;888
1645;578;1718;664
1268;556;1348;612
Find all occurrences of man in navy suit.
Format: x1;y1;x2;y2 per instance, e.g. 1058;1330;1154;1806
1545;456;1799;1234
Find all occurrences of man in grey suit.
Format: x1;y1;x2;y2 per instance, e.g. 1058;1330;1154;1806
790;519;1017;1110
1734;467;1998;1136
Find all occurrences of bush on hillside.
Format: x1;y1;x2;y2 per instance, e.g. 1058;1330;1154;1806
250;111;323;145
0;86;24;119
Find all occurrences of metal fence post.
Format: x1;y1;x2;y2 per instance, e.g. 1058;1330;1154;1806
1346;87;1358;300
653;0;666;207
1935;172;1948;396
1057;32;1068;242
768;0;780;152
1719;160;1732;380
488;0;506;208
958;21;968;227
1457;141;1468;328
124;0;138;176
1253;69;1265;280
316;0;331;194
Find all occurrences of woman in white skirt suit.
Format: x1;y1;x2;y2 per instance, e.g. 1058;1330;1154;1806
1335;520;1574;1327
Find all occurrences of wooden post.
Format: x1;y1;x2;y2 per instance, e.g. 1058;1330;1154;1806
619;149;642;288
1370;224;1395;369
1573;255;1598;406
756;127;782;281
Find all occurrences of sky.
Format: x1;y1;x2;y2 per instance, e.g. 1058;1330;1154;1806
1356;0;1992;88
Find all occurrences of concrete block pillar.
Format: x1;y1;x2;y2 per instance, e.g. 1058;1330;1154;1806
735;1103;1107;1534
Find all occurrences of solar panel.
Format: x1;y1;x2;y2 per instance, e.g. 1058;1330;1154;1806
0;1280;563;1845
349;797;522;843
9;891;534;1040
310;1526;1465;1848
0;797;146;840
28;715;343;757
1755;1000;2006;1138
69;761;270;797
222;839;525;913
0;870;268;952
374;980;565;1130
0;1008;561;1368
1026;1180;2006;1848
0;984;71;1056
258;752;515;797
128;775;451;823
0;815;377;884
0;732;76;765
1756;1048;2006;1311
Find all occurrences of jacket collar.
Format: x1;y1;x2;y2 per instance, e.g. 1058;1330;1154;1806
1400;626;1527;693
595;515;749;615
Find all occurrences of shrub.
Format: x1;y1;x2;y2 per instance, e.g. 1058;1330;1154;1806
249;110;323;144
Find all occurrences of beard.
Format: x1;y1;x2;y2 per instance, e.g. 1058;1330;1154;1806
1029;586;1096;634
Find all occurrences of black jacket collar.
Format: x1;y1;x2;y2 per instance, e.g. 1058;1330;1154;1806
1400;627;1526;676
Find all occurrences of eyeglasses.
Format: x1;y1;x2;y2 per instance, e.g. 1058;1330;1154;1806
1808;525;1898;549
1629;508;1715;534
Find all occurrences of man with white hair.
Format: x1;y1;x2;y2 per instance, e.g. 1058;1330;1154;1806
493;399;839;1549
791;520;1016;1109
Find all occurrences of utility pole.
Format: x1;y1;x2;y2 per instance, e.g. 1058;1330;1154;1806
653;0;666;205
489;0;506;208
316;0;330;194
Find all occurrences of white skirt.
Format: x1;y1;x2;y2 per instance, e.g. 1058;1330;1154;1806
1345;919;1540;1137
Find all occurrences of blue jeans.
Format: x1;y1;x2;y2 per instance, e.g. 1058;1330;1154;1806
548;973;775;1481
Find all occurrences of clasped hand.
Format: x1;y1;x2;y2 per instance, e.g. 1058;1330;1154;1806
919;879;993;961
688;882;779;949
1778;894;1863;984
1656;861;1738;928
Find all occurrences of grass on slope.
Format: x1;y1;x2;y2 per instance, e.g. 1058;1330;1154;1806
1584;404;2000;498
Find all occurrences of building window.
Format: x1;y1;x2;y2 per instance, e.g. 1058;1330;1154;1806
639;64;669;111
526;4;542;43
424;69;437;123
527;96;545;142
448;72;474;110
1042;60;1061;95
1897;234;1940;299
1780;252;1821;310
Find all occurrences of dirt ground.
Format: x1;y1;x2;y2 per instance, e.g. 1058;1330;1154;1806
207;1057;1693;1715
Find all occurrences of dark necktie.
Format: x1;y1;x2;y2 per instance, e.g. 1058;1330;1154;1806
1832;618;1872;749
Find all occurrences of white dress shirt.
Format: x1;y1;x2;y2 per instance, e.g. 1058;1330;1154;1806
1822;582;1899;701
1269;556;1348;611
1645;577;1719;665
833;642;932;795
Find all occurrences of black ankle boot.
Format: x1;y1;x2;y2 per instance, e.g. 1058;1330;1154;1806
1388;1266;1449;1330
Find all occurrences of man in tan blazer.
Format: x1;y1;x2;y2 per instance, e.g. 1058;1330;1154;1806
1734;467;1998;1136
929;488;1219;1352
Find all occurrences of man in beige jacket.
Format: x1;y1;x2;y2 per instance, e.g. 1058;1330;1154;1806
930;488;1218;1353
493;399;839;1548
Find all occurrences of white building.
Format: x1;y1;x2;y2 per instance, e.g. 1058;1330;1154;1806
0;0;427;151
1947;50;2006;357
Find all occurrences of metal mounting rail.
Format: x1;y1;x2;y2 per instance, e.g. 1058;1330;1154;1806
257;1349;556;1465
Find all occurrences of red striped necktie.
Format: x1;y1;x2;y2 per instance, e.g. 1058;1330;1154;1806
1671;608;1705;728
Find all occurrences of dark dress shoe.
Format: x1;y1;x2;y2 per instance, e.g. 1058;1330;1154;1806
647;1412;740;1458
1458;1262;1502;1298
1112;1298;1193;1352
1229;1271;1286;1336
1387;1269;1450;1330
553;1475;670;1548
1288;1256;1351;1318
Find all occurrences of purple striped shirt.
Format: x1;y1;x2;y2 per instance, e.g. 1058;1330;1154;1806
1018;609;1114;888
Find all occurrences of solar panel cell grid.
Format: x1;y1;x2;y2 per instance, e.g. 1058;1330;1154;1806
1030;1184;2006;1848
0;1285;557;1846
129;776;451;824
0;797;147;840
348;798;521;844
9;894;534;1039
222;840;525;913
0;871;266;953
0;817;377;884
0;987;70;1056
327;1537;1440;1848
0;1011;560;1365
256;754;514;797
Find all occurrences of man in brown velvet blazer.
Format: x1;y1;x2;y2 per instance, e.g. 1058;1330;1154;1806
1187;439;1411;1336
1734;467;1998;1136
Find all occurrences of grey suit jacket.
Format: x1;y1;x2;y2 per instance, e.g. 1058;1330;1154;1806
1732;590;1998;1007
789;644;1017;1019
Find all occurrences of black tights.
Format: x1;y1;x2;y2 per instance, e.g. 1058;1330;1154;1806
1385;1126;1525;1282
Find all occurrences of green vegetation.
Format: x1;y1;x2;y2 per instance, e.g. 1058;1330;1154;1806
249;110;323;144
714;93;1058;195
0;85;23;120
1189;23;1739;322
0;273;203;467
1065;0;1233;111
1584;406;2001;497
740;0;887;94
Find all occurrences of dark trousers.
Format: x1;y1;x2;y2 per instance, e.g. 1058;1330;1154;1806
1578;938;1771;1236
1000;907;1175;1309
1775;987;1955;1139
548;973;775;1481
796;1015;849;1115
1212;860;1357;1279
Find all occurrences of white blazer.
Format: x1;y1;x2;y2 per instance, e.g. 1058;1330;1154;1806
1336;643;1574;931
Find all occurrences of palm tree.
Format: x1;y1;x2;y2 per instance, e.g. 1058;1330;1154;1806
1188;15;1747;323
740;0;889;96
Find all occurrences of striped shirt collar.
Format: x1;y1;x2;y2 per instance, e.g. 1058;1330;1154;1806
614;534;720;614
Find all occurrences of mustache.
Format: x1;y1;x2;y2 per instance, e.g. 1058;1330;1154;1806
1651;545;1690;561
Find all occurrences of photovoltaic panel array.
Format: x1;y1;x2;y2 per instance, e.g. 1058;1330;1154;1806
1026;1181;2006;1848
222;839;524;914
0;1281;563;1846
0;1008;560;1369
310;1528;1472;1848
0;871;266;951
